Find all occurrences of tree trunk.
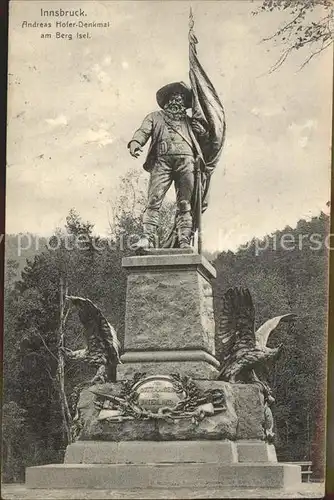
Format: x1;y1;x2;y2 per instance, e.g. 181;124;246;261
57;277;72;445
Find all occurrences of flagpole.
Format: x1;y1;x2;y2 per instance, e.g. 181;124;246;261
189;8;202;255
196;159;202;255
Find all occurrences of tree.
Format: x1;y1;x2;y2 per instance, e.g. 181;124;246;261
109;168;175;249
2;402;27;482
254;0;333;72
214;212;329;479
2;211;127;479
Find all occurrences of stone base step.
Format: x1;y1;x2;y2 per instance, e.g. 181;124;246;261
64;440;277;464
2;482;325;499
26;462;301;489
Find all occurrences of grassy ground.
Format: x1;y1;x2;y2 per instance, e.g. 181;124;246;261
1;482;325;499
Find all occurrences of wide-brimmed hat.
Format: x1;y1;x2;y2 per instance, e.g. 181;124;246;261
156;81;192;109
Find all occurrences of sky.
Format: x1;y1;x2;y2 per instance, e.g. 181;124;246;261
6;0;333;252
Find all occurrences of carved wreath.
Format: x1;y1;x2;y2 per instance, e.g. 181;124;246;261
92;372;227;425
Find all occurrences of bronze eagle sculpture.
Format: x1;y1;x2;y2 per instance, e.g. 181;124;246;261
217;288;296;383
64;296;121;384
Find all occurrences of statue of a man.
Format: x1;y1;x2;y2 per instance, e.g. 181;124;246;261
128;81;208;250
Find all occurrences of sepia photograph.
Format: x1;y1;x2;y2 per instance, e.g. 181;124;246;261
2;0;333;498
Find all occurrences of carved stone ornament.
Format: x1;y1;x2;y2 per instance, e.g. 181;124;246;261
90;373;227;425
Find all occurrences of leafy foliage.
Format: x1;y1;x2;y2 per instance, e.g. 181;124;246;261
213;212;328;479
254;0;333;71
2;402;27;482
109;167;175;248
2;210;128;482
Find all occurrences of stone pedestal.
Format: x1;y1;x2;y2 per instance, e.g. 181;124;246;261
65;381;265;442
25;249;302;494
118;250;219;380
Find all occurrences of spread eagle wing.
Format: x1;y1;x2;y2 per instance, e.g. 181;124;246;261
216;287;256;365
66;296;121;367
255;314;297;349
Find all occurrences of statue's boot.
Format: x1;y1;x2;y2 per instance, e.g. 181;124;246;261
179;229;192;248
134;223;157;251
178;225;193;249
177;202;193;249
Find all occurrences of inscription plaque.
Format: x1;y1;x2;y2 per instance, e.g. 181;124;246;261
133;375;185;413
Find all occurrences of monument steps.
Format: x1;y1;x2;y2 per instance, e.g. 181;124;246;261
26;462;301;490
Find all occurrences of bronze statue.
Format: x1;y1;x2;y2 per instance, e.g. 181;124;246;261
128;82;207;249
128;11;226;251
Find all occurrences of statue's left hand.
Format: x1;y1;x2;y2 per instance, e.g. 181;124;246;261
192;119;207;136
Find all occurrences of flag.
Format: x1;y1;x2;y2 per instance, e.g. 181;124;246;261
189;8;226;223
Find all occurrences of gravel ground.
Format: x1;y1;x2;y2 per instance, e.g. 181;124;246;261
1;483;325;499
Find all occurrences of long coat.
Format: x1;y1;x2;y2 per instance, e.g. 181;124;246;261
128;110;203;172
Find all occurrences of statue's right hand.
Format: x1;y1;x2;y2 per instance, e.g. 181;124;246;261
129;141;142;158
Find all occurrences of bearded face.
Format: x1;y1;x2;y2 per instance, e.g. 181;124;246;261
164;92;186;116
